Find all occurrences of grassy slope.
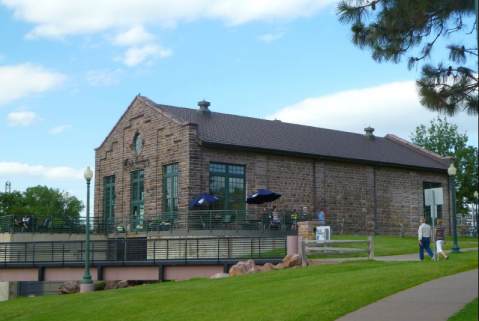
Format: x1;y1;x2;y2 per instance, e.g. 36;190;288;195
1;250;477;321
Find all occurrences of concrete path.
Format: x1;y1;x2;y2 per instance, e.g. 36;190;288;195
333;249;478;321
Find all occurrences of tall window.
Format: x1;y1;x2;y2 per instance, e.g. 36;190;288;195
104;176;115;223
131;170;144;217
164;164;179;212
209;163;245;211
423;182;442;224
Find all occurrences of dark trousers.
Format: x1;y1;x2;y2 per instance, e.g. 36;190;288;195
419;237;434;260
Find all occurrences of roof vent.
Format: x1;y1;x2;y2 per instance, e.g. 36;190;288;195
364;126;375;140
198;100;211;117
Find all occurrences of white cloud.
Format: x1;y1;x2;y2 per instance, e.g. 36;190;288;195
49;125;72;134
3;0;336;39
0;63;66;105
85;69;124;86
7;111;41;126
266;81;479;145
112;26;155;46
0;162;85;181
257;32;284;42
115;44;173;66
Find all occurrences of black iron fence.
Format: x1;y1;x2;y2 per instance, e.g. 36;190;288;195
0;210;311;236
2;212;459;237
0;214;94;234
109;210;311;234
0;236;287;267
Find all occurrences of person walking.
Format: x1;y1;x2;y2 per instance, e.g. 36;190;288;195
435;219;449;261
418;218;434;261
318;209;326;226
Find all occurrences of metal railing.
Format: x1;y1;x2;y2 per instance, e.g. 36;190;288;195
0;214;103;235
0;210;311;236
1;212;436;237
0;236;287;267
109;210;311;234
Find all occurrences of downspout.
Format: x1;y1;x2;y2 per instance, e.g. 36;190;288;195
313;161;317;215
373;166;378;234
156;128;161;214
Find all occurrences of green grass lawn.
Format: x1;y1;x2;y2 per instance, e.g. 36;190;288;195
1;249;477;321
448;298;479;321
308;235;478;259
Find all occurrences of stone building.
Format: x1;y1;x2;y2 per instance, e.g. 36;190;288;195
94;95;452;236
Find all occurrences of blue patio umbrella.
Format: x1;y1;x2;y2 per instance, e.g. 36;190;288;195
188;193;221;207
246;189;281;204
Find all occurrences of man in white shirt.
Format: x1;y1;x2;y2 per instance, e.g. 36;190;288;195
418;218;434;261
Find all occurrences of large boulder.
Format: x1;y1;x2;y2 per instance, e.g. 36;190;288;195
283;253;302;268
259;263;277;272
116;280;130;288
229;259;257;276
59;281;79;294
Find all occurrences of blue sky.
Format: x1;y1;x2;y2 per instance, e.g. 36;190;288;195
1;1;477;216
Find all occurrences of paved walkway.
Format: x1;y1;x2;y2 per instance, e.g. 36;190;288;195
333;249;478;321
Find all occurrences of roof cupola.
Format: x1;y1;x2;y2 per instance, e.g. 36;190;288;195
364;126;375;140
198;99;211;117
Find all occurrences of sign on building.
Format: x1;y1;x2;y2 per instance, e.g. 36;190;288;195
424;188;443;219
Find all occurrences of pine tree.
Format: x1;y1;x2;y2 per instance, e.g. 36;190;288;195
337;0;478;116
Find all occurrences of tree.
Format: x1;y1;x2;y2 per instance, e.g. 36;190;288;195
337;0;478;116
0;186;84;217
22;186;84;217
0;191;26;216
411;117;479;213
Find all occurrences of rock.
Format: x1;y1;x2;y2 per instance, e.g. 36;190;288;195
244;259;257;274
117;280;129;288
105;280;120;290
229;259;257;276
229;264;246;276
210;273;230;279
284;253;302;268
274;263;286;270
59;281;79;294
260;263;277;272
292;253;302;266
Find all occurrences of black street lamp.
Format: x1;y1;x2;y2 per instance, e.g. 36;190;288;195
80;166;94;293
448;163;460;254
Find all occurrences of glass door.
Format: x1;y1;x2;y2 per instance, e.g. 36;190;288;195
131;170;144;232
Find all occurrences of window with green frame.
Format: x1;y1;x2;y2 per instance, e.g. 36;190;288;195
209;163;245;211
104;176;115;223
423;181;443;224
163;163;179;212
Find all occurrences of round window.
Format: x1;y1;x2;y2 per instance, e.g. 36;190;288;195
134;133;142;155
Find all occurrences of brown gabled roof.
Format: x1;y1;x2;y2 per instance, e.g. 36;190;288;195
140;96;451;171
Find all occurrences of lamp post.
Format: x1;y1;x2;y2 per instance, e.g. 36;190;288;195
448;163;460;254
474;191;478;231
80;166;94;293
